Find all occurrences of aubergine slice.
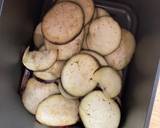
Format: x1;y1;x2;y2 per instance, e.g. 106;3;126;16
61;53;99;97
42;1;84;44
22;78;60;114
45;29;84;60
36;95;79;126
93;67;122;98
34;61;65;81
87;16;121;55
105;29;136;70
22;47;57;71
79;91;121;128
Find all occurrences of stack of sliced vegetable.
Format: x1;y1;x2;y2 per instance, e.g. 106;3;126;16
21;0;136;128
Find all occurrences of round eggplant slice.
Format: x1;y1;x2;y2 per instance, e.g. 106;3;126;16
87;16;121;55
22;47;57;71
36;95;79;127
45;29;84;60
61;54;99;97
79;91;121;128
34;61;65;81
33;23;44;48
105;29;136;70
81;50;108;66
58;80;78;100
93;67;122;98
96;7;110;17
58;0;94;25
42;1;84;44
22;78;60;114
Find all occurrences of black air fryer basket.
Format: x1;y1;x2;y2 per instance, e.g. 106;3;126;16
0;0;160;128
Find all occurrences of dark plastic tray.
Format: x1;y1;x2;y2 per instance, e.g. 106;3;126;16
20;1;137;128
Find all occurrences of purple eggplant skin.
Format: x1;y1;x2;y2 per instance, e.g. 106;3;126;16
34;76;58;84
19;68;31;96
19;68;58;96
